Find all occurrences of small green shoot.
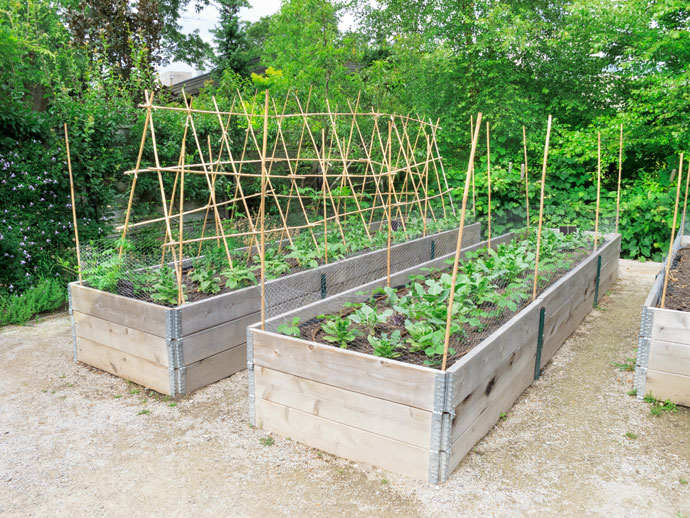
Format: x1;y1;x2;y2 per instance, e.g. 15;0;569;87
276;317;301;338
499;412;508;421
627;388;637;397
260;436;275;446
168;402;177;408
612;358;635;372
138;409;151;415
624;432;638;440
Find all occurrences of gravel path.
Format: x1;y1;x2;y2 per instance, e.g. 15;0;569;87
1;259;689;517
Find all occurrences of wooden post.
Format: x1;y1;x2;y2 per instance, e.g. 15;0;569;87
386;120;393;287
486;121;492;249
594;132;602;251
441;113;482;372
523;125;530;231
661;153;684;309
64;124;82;284
260;89;269;330
615;124;623;234
532;115;553;300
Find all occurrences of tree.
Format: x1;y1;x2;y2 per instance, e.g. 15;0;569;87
212;0;250;76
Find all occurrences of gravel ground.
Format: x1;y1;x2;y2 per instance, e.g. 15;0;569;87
1;259;689;517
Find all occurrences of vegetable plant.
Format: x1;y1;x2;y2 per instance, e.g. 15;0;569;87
348;304;392;334
368;331;404;359
276;316;301;337
321;315;361;348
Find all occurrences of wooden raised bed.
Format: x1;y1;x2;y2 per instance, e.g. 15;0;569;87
635;234;690;407
68;223;481;396
247;232;621;483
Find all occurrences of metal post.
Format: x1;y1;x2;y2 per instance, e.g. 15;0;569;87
320;273;327;299
594;255;602;307
431;240;436;260
535;307;545;380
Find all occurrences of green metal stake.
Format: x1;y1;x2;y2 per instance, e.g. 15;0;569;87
535;307;545;380
431;240;436;260
594;255;602;307
320;273;327;299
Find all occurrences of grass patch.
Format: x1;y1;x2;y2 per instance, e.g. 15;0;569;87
259;436;275;446
644;393;677;416
612;358;635;372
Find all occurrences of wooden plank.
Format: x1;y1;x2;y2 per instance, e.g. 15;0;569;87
255;397;430;480
648;339;690;376
450;323;537;443
645;370;690;407
255;366;432;448
76;336;171;394
651;308;690;345
448;354;534;472
179;285;260;336
252;330;438;410
184;344;246;394
447;302;542;408
74;311;169;367
70;283;167;337
181;312;258;365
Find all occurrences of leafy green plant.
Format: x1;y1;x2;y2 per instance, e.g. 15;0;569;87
368;331;404;359
221;265;258;289
189;266;221;294
321;315;360;348
624;432;638;440
613;358;636;372
348;304;392;333
276;317;301;337
150;267;184;306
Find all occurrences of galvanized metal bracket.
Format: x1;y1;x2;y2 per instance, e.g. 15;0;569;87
68;284;78;362
247;328;256;426
428;371;446;484
165;308;184;397
635;307;653;400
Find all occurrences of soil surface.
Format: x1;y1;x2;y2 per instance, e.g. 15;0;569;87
1;259;689;517
663;247;690;311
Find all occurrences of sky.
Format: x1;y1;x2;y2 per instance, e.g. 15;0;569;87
160;0;282;76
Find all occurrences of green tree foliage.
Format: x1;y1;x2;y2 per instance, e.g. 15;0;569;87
212;0;251;76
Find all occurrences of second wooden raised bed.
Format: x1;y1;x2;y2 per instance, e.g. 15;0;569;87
247;232;621;483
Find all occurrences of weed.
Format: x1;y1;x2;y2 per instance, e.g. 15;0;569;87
260;436;275;446
168;402;177;408
499;412;508;421
645;393;677;416
138;409;151;415
624;432;638;440
612;358;635;372
380;478;389;485
627;388;637;397
680;478;688;485
130;389;140;395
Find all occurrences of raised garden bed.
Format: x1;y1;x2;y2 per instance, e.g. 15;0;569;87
68;223;481;396
635;233;690;407
247;231;621;482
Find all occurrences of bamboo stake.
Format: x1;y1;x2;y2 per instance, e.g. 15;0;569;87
531;115;553;300
682;159;690;238
64;124;82;284
119;90;153;257
441;113;482;372
432;117;456;216
661;153;684;309
260;89;269;330
523;125;530;231
486;121;492;249
386;120;393;287
615;123;623;234
594;132;602;251
177;108;187;305
470;116;476;219
322;128;329;264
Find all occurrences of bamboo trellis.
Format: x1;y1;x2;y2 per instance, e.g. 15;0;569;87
117;90;456;305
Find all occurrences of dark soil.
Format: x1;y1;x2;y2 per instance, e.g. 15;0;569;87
300;245;594;370
661;247;690;311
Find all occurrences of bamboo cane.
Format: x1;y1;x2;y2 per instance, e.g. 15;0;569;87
470;116;476;219
387;120;393;287
322;128;329;264
661;153;685;309
119;91;153;257
682;159;690;238
523;125;530;232
532;115;553;300
260;89;269;330
64;124;82;284
594;132;602;251
487;122;492;249
441;113;482;372
615;124;623;234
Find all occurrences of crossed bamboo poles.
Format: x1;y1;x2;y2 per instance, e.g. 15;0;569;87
117;89;455;305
